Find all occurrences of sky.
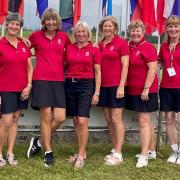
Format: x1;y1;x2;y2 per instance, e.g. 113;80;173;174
24;0;128;30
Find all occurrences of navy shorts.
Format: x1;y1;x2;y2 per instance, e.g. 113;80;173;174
159;88;180;112
65;78;95;118
126;93;158;112
31;80;66;109
98;86;126;108
0;92;28;114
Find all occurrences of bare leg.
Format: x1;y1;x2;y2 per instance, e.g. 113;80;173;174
40;107;52;151
149;121;156;151
138;112;152;156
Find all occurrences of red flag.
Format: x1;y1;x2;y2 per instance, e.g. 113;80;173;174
131;0;157;34
73;0;81;25
157;0;166;34
0;0;8;24
19;0;24;16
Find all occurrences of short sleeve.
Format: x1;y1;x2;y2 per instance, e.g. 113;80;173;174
93;47;101;65
120;39;130;56
28;32;36;48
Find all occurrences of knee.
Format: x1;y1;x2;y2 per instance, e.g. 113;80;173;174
2;119;13;127
53;114;65;124
77;118;88;129
13;113;20;124
166;115;174;126
138;119;149;129
41;112;52;123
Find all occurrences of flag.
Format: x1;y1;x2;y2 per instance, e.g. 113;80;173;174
73;0;81;25
0;0;8;16
0;0;8;24
171;0;180;16
102;0;112;16
163;0;180;17
59;0;73;31
8;0;24;16
131;0;157;34
36;0;48;18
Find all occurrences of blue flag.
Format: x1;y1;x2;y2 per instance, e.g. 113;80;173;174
36;0;48;18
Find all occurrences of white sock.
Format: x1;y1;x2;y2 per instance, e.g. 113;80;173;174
45;151;52;155
148;150;156;154
171;144;178;152
37;139;42;147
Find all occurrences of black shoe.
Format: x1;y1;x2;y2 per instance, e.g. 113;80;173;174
44;152;54;167
27;137;41;159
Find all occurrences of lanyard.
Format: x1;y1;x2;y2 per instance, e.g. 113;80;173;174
169;45;176;67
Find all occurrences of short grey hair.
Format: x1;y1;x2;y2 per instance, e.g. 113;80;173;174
5;13;24;27
73;21;92;41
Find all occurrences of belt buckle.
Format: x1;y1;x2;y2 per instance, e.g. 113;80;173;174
72;78;77;82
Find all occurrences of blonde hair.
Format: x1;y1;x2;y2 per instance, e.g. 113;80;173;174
73;21;92;41
128;19;145;34
41;8;62;30
164;15;180;42
99;16;119;33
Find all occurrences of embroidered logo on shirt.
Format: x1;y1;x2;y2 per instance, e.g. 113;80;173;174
22;48;27;53
85;51;90;56
57;39;62;45
110;46;114;51
136;51;140;56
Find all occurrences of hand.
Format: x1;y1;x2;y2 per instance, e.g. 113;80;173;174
116;86;124;98
20;37;31;47
141;88;149;101
20;86;31;101
91;94;99;106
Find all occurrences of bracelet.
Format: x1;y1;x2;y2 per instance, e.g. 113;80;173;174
27;84;32;88
144;87;150;89
95;92;100;96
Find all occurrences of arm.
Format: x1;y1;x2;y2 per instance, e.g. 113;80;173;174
91;64;101;105
141;61;157;101
116;55;129;98
21;58;33;101
19;37;32;47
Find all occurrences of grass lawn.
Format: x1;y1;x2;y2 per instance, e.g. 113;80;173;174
0;143;179;180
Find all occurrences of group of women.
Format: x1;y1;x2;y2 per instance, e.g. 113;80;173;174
0;8;179;169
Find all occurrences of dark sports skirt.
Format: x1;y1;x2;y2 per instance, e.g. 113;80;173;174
65;78;95;118
31;80;66;109
159;88;180;112
98;86;126;108
125;93;158;112
0;92;28;114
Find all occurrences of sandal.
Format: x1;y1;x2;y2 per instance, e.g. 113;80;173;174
5;153;18;166
0;155;6;167
105;152;123;166
74;156;85;170
68;154;78;162
104;148;115;160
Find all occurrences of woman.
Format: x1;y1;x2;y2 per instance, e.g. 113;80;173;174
0;13;32;167
26;8;71;167
98;16;129;165
65;21;101;169
126;20;158;168
159;15;180;165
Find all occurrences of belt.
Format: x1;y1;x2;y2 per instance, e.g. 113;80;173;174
66;78;93;83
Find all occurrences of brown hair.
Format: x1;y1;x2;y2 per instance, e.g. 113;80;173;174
99;16;119;33
41;8;62;30
128;19;145;34
5;13;24;28
164;15;180;42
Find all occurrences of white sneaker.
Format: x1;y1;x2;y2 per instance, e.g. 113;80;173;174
104;148;115;160
105;152;123;166
136;151;156;159
136;155;148;168
176;153;180;165
167;151;178;163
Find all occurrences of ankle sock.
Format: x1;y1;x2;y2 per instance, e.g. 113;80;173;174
37;139;42;147
171;144;178;152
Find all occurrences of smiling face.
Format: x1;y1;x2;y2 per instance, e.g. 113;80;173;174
74;25;89;44
6;20;21;36
102;20;116;38
166;23;180;41
130;27;144;43
45;18;58;32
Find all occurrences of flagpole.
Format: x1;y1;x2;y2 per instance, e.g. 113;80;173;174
157;33;161;54
125;0;129;38
2;23;5;36
20;27;23;37
119;4;122;35
95;0;102;43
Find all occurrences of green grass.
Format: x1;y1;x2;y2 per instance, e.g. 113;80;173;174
0;144;180;180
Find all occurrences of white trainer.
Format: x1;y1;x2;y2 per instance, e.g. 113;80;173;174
136;151;156;159
105;152;123;166
136;155;148;168
176;152;180;165
104;148;115;160
167;151;178;163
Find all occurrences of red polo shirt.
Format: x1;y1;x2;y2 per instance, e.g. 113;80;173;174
65;43;101;79
127;41;158;95
0;37;31;92
159;42;180;88
99;35;129;87
29;30;71;81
